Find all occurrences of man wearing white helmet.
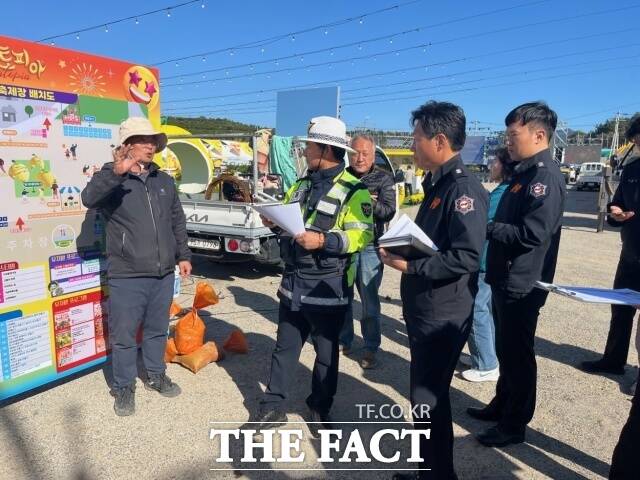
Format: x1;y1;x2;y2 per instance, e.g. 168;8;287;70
254;116;374;434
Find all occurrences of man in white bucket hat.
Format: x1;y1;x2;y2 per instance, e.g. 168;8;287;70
82;117;191;416
254;116;374;434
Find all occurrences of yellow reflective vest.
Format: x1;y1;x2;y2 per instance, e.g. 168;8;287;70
277;169;373;311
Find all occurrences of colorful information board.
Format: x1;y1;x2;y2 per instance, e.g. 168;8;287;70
0;35;162;400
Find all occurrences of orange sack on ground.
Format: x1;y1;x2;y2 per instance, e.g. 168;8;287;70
193;282;219;310
174;281;218;354
174;311;205;355
223;328;248;354
169;301;183;317
165;337;178;363
173;341;223;373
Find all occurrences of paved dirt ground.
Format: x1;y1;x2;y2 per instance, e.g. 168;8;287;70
1;186;638;480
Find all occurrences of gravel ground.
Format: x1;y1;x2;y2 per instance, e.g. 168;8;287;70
1;186;637;480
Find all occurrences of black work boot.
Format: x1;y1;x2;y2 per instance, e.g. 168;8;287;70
113;384;136;417
580;359;625;376
251;407;288;430
144;373;181;397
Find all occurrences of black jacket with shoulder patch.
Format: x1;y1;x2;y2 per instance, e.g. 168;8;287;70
485;149;566;295
401;155;488;320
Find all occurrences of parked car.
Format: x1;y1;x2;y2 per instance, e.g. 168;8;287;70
575;162;605;191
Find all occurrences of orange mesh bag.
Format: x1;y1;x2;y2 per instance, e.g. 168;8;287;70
192;282;219;310
174;311;206;355
169;301;183;318
174;341;223;373
223;328;248;354
164;337;178;363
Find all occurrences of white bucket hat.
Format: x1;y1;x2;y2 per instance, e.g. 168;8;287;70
299;116;356;153
119;117;168;152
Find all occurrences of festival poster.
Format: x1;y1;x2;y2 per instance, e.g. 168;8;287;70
0;35;161;400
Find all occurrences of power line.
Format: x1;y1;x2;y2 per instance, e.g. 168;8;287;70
344;49;639;102
160;4;640;88
163;42;639;112
342;62;640;107
152;0;423;65
161;27;638;105
158;0;554;71
181;62;640;118
38;0;203;43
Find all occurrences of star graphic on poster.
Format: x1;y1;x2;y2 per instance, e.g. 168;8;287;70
128;70;142;86
144;81;157;97
58;60;67;69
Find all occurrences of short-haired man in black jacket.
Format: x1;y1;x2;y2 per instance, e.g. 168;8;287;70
382;101;488;480
469;102;566;447
340;134;396;369
82;117;192;416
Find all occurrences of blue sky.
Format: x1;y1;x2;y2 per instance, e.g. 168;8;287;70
4;0;639;132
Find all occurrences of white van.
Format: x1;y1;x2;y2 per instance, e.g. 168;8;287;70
575;162;606;191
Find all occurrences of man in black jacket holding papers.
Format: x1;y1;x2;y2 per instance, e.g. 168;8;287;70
381;101;487;480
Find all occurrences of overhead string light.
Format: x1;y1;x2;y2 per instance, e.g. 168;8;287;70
38;0;206;43
151;0;424;65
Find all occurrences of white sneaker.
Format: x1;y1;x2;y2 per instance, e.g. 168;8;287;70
461;367;500;382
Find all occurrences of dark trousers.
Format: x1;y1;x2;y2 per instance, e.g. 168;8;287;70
602;255;640;368
108;273;174;388
610;373;640;479
405;183;413;197
261;303;346;414
489;288;548;432
404;309;472;479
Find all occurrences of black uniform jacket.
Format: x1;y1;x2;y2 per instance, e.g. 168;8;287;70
485;149;565;295
401;155;488;320
608;156;640;260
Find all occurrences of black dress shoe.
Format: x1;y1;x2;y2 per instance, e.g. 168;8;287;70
476;426;524;447
308;409;333;438
391;473;419;480
580;359;625;375
251;408;288;429
467;406;501;422
392;472;457;480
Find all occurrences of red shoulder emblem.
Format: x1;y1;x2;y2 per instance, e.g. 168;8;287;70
454;195;475;215
529;182;547;198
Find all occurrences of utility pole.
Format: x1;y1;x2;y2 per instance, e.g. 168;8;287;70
609;112;621;161
597;113;620;232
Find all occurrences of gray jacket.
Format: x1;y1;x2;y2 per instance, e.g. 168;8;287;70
81;162;191;278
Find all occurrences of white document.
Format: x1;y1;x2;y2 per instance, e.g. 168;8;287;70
380;214;439;251
253;203;305;236
536;281;640;306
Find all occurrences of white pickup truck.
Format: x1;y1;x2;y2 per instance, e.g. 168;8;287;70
173;133;401;264
575;162;605;191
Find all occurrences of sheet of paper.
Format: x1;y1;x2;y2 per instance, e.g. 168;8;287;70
380;214;438;251
536;281;640;306
253;203;305;236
